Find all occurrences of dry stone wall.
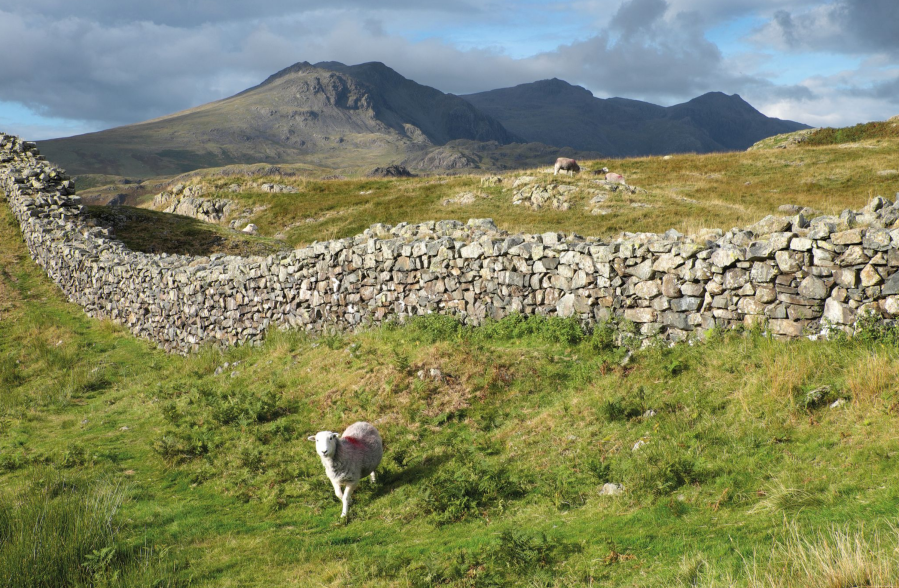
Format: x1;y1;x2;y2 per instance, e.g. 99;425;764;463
4;133;899;353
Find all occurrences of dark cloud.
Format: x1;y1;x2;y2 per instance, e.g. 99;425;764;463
0;0;479;27
0;13;249;125
363;19;386;37
535;2;753;101
771;10;797;47
609;0;668;35
841;0;899;53
760;83;815;102
588;0;820;28
757;0;899;55
851;76;899;105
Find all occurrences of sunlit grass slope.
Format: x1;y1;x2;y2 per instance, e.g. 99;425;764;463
119;139;899;251
3;162;899;586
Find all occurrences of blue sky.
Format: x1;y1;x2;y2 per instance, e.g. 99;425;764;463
0;0;896;139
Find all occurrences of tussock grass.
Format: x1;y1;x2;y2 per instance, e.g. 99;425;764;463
749;480;827;515
844;352;899;406
744;525;899;588
0;473;183;587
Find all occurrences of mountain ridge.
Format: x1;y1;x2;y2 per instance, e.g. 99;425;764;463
37;61;809;178
463;79;810;156
38;61;519;177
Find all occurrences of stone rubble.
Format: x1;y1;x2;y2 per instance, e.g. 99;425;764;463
4;133;899;354
258;182;299;193
442;191;489;206
512;181;574;211
590;178;644;195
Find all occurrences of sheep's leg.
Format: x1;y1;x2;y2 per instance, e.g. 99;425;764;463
369;471;376;484
331;478;343;501
341;482;359;518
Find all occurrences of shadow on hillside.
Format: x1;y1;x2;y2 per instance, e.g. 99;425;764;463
373;453;453;496
84;205;287;257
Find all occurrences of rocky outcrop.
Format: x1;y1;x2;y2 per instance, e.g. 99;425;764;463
414;148;479;171
368;165;414;178
152;183;267;228
748;129;817;150
153;184;235;224
5;133;899;354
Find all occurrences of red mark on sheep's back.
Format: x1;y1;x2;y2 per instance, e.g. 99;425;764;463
343;436;365;447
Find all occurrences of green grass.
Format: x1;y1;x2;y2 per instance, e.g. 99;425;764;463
3;190;899;586
804;120;899;146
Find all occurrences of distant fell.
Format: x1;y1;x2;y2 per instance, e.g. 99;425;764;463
463;79;810;156
38;61;518;177
37;63;811;178
313;61;519;145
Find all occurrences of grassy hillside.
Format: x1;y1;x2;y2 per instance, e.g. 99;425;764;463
803;119;899;146
3;139;899;586
750;116;899;151
109;138;899;251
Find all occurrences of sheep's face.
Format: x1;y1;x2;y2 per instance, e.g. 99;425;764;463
308;431;339;458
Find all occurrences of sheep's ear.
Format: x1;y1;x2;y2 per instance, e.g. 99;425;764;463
307;435;316;441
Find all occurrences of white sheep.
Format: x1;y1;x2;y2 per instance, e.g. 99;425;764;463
554;157;580;176
308;421;383;518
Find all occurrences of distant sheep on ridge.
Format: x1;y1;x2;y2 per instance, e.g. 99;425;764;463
554;157;580;176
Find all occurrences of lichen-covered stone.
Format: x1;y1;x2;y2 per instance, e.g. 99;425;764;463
711;247;742;268
860;264;884;287
624;308;657;323
798;275;829;300
823;298;855;324
831;229;864;245
775;250;803;273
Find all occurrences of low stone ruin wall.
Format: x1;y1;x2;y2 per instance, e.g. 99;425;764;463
3;133;899;353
